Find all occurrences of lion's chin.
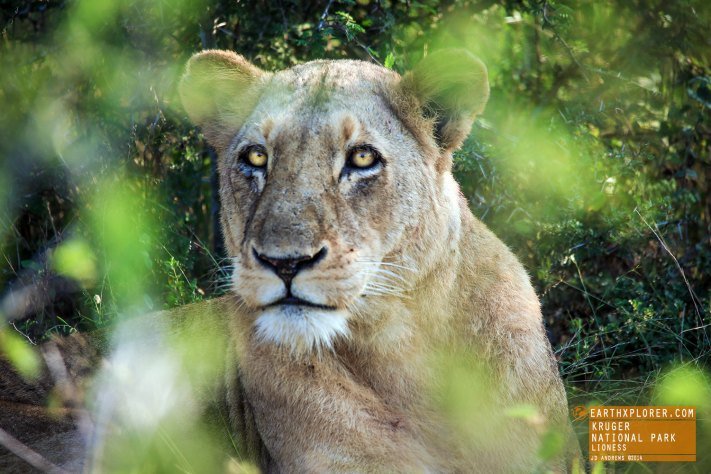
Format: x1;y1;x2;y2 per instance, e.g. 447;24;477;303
254;305;349;354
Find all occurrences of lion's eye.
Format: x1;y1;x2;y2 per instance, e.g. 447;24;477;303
244;147;268;168
347;147;379;169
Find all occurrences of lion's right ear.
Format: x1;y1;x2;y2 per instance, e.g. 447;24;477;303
399;50;489;153
179;50;266;153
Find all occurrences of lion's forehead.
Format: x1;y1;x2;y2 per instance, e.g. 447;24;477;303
253;60;398;116
275;59;399;90
238;61;427;160
234;60;418;182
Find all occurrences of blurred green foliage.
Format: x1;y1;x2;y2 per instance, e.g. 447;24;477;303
1;0;710;470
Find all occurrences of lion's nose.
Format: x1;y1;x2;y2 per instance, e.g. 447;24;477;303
253;246;327;287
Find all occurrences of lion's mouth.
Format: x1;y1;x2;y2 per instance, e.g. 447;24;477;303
267;295;336;311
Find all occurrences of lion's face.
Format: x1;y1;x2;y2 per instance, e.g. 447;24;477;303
220;62;435;351
180;51;488;352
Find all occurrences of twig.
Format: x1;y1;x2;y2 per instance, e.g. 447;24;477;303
542;2;589;83
317;0;334;31
558;280;615;310
634;208;705;331
45;201;58;237
573;257;606;355
9;322;35;345
0;426;71;474
217;27;238;40
42;341;94;440
351;36;381;65
681;322;711;334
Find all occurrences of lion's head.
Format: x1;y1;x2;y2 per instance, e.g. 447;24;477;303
179;50;488;352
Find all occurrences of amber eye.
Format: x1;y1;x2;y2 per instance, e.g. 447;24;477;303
347;147;379;169
245;147;268;168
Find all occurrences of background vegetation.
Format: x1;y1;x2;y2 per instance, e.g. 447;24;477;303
1;0;709;471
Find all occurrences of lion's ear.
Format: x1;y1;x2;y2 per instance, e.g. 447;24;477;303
400;49;489;152
179;50;266;153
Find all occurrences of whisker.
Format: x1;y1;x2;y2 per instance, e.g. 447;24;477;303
364;285;402;295
362;282;408;297
356;259;417;273
374;262;417;272
361;288;412;300
361;272;407;288
362;268;409;284
363;279;403;290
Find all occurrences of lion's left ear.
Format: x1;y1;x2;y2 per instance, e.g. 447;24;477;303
400;49;489;152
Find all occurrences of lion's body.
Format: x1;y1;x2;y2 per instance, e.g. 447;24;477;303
223;199;574;473
178;50;580;472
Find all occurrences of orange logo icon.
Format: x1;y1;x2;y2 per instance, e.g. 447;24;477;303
572;405;588;421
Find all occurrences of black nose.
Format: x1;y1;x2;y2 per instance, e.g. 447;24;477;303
253;247;327;287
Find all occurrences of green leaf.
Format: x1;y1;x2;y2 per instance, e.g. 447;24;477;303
0;326;41;380
504;404;540;421
52;238;97;284
384;52;395;69
537;428;566;461
655;366;710;409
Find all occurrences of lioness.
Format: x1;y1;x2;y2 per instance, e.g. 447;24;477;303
176;49;581;472
0;50;580;472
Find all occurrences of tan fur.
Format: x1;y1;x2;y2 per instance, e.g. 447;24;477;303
178;50;582;472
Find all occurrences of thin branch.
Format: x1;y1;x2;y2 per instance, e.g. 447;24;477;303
317;0;334;31
42;341;94;439
0;426;71;474
682;323;711;334
542;1;590;82
635;208;705;329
